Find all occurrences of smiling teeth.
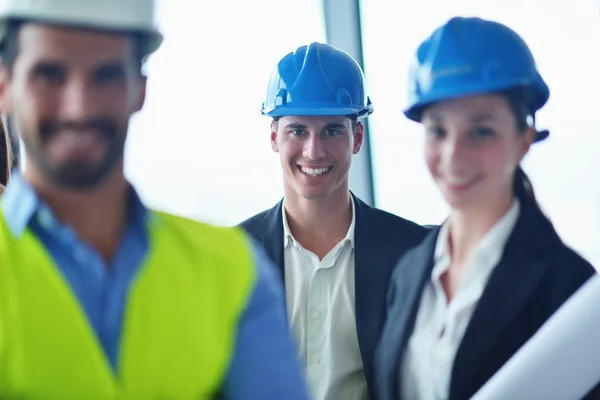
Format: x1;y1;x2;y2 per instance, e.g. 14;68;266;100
301;167;331;176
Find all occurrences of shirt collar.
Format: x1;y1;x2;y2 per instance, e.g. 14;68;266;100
2;171;41;236
2;171;149;237
282;195;356;249
433;198;521;276
433;216;450;264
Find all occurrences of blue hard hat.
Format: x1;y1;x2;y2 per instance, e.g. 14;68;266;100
261;42;374;118
405;17;550;132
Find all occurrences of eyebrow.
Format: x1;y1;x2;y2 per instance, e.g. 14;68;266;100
96;60;127;70
30;59;127;74
283;123;307;130
31;60;65;71
283;122;349;131
322;123;348;130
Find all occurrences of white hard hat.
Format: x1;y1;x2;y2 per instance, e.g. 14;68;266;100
0;0;163;55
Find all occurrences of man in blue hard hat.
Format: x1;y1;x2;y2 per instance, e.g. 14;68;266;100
240;42;429;400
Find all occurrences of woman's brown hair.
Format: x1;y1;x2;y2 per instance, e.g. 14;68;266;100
499;87;542;208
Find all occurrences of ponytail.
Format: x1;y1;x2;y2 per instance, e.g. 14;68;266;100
492;87;549;219
514;166;534;203
513;166;551;221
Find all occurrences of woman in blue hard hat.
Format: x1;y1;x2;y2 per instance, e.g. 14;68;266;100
374;17;597;400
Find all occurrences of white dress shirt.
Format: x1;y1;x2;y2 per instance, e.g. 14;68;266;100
401;199;521;400
283;197;369;400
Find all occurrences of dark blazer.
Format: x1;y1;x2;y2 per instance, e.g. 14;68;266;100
239;194;429;399
374;199;597;400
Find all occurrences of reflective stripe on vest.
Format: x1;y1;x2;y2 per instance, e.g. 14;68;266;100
0;210;256;399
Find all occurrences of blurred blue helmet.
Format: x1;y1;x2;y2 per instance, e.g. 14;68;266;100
261;42;374;118
405;17;549;140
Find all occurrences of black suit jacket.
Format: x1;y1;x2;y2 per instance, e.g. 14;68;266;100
239;194;429;399
374;199;597;400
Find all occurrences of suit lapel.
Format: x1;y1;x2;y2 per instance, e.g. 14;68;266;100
378;229;439;399
450;201;560;399
353;196;379;351
255;201;285;282
353;196;388;389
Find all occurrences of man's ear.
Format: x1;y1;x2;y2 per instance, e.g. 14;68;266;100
270;120;279;152
134;75;147;112
353;121;364;154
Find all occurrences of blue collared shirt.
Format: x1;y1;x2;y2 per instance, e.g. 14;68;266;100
2;173;309;400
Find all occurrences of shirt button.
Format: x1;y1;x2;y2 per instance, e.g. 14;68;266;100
313;312;320;319
313;356;321;364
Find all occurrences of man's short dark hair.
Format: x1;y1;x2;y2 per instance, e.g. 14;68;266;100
0;19;149;75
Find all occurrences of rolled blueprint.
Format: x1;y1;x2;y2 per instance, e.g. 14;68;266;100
471;274;600;400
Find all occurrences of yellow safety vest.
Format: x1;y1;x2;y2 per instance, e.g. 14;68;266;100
0;210;256;400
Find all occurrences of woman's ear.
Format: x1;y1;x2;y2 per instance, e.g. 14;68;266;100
519;126;536;162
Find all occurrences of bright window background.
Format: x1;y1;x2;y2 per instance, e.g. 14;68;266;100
360;0;600;267
126;1;326;226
